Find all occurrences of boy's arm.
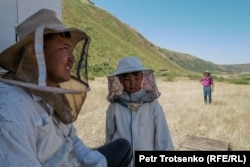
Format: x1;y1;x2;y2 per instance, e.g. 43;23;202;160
153;101;174;150
105;104;116;143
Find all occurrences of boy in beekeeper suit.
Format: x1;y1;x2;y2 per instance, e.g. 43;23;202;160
106;56;174;166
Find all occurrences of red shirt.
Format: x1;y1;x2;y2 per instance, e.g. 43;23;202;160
200;77;213;87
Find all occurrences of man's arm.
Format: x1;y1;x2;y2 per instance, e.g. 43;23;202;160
211;77;214;91
0;85;41;166
200;78;204;86
70;125;107;166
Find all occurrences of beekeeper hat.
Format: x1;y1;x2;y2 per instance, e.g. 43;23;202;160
0;9;91;124
108;56;152;77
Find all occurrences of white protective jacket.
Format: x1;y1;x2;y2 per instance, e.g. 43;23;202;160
106;97;174;151
0;82;107;167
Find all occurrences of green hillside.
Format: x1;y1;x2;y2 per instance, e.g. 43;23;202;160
160;48;224;74
62;0;250;84
160;48;250;74
62;0;193;79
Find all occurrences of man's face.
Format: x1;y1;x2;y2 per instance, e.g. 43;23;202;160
44;33;74;87
119;72;143;93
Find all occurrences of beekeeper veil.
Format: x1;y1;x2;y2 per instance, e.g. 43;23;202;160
0;9;90;124
107;56;161;105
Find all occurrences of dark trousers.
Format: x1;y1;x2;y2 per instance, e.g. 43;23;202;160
97;138;132;167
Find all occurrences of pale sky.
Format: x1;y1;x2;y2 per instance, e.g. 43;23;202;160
92;0;250;65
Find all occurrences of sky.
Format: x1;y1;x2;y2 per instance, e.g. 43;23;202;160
92;0;250;65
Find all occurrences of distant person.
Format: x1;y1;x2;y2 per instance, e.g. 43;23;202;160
0;9;132;167
200;70;214;104
105;56;174;166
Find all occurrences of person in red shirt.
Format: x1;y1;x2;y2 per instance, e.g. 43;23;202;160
200;70;214;104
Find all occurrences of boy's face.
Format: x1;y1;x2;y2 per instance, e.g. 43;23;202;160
119;72;143;93
44;33;74;87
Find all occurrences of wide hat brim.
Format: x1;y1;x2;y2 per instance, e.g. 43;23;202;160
0;8;90;72
108;56;153;77
0;27;89;71
108;67;152;77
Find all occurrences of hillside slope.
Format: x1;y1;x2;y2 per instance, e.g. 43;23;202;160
62;0;250;80
62;0;194;78
161;48;250;74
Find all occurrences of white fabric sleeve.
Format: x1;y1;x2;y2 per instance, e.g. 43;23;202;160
0;124;42;167
153;101;174;150
71;126;107;167
0;85;42;167
105;104;116;143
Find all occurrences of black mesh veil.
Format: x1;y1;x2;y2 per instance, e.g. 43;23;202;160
59;37;91;124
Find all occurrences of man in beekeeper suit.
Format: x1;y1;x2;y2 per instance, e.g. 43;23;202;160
0;9;132;167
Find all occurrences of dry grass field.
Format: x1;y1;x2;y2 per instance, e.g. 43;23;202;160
74;77;250;150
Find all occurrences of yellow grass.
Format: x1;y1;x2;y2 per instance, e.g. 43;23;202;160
74;77;250;150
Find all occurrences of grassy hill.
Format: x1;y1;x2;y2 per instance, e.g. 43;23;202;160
62;0;195;78
160;48;250;74
160;48;224;74
62;0;250;84
160;48;250;84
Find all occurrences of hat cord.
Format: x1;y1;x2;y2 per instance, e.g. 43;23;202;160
35;26;47;86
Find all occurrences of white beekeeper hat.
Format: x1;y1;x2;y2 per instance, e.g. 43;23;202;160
108;56;152;76
107;56;160;102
